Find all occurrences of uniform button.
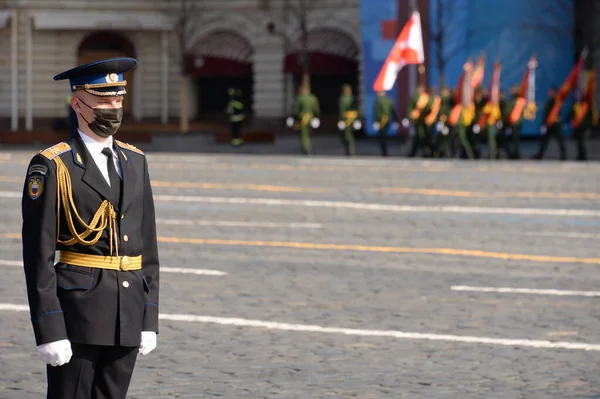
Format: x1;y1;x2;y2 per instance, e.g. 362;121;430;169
123;235;129;242
122;281;129;288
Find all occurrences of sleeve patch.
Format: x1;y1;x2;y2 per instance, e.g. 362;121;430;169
27;175;44;200
28;164;48;176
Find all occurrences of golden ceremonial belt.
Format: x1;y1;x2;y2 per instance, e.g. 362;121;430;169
59;251;142;271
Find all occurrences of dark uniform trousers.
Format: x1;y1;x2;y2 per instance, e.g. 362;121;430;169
22;133;160;399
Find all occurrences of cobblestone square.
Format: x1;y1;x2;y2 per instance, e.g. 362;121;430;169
1;150;599;398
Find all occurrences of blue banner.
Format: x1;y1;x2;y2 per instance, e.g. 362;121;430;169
359;0;399;136
428;0;575;136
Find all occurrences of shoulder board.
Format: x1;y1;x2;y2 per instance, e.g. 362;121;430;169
116;140;144;155
40;142;71;160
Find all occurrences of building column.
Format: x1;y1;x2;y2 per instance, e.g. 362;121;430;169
161;30;169;124
253;38;285;119
11;10;18;131
25;12;33;131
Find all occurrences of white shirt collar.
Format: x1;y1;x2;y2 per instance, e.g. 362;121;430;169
78;129;114;155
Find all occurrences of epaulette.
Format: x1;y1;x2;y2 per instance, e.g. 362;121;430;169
116;140;144;155
39;142;71;160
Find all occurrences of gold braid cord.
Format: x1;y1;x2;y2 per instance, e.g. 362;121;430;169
53;157;119;256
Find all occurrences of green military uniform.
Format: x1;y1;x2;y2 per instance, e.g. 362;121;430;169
433;92;454;157
373;93;397;156
502;94;523;159
407;91;433;157
535;96;566;160
226;89;245;146
339;93;360;156
469;94;486;159
569;103;594;161
292;92;320;155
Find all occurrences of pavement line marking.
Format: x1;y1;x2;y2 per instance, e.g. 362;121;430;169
150;195;600;217
1;177;597;200
161;267;227;276
156;218;323;229
0;260;23;266
0;176;21;183
156;236;600;265
523;231;600;240
150;180;332;193
452;286;600;297
0;259;226;276
3;234;596;264
1;303;599;351
372;188;600;200
5;190;599;217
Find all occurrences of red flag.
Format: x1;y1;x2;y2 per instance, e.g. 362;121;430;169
546;52;586;125
373;11;425;92
572;70;596;128
478;61;501;126
470;55;486;89
510;56;537;124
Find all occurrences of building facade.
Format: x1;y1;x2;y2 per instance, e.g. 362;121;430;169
0;0;361;131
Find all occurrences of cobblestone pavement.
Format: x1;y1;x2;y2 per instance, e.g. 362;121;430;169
0;149;599;398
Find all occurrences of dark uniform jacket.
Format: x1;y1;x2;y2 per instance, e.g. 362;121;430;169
22;133;159;347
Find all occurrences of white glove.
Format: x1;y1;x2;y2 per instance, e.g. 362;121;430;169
373;122;380;130
139;331;157;356
473;124;481;134
496;121;503;129
310;118;320;129
352;120;362;130
442;126;450;136
37;339;72;367
436;121;444;131
401;118;410;128
286;117;294;128
337;120;346;130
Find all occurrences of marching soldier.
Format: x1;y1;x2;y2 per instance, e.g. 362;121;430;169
22;57;160;398
503;86;523;159
569;104;593;160
373;90;397;156
289;84;320;155
469;87;486;159
407;84;432;157
338;84;361;156
433;87;455;158
226;87;245;146
569;74;598;161
534;87;567;160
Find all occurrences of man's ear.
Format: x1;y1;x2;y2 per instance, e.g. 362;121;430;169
71;96;82;112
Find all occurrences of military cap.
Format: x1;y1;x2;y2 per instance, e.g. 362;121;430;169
53;57;137;96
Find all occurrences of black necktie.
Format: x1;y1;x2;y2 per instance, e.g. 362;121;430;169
101;147;121;207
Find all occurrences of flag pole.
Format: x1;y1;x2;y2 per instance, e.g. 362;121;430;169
408;0;417;97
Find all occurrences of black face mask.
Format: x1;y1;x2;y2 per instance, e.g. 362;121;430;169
78;99;123;138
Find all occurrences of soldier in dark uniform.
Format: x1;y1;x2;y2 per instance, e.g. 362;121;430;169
407;84;432;157
226;87;245;146
534;87;567;160
469;87;486;159
21;57;160;398
569;90;596;161
503;86;523;159
433;86;454;158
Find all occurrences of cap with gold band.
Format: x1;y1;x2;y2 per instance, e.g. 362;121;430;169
53;57;137;97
